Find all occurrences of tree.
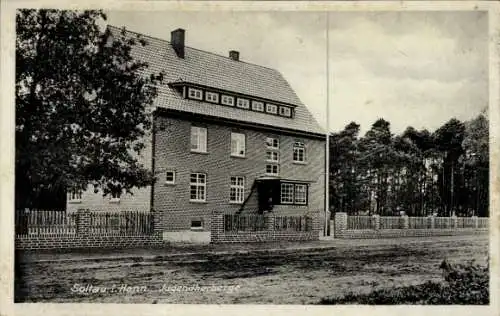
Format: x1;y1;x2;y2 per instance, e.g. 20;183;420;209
16;9;163;209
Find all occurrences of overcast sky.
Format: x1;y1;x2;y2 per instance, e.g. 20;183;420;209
107;10;488;135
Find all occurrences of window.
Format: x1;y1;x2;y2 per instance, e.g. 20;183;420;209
190;173;206;202
236;98;250;109
265;164;279;176
266;151;279;162
191;126;207;153
231;132;246;157
293;142;306;163
252;101;265;112
205;91;219;103
266;103;278;114
165;171;176;185
221;95;234;106
191;219;203;229
230;176;245;204
279;106;292;117
280;183;295;204
294;184;307;204
67;189;82;203
110;191;121;203
188;87;203;100
266;137;279;149
280;182;308;205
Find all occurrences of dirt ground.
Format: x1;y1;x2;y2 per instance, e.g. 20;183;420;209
16;235;489;304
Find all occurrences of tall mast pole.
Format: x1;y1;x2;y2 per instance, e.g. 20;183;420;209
325;12;330;236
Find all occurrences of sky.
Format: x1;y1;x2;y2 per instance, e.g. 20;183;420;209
106;10;488;135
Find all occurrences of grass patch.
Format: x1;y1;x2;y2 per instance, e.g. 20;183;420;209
319;260;489;305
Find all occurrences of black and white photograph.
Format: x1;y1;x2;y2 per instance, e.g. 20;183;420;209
1;0;498;313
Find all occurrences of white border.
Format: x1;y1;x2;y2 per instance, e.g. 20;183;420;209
1;1;498;316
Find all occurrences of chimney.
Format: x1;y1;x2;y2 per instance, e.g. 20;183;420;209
171;28;185;58
229;50;240;61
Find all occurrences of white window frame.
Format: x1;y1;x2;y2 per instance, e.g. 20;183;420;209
266;137;279;150
67;189;82;203
266;103;278;114
229;176;245;204
280;183;295;204
190;173;206;202
221;95;234;106
230;132;246;157
265;164;279;176
294;184;307;205
236;98;250;109
279;106;292;117
293;141;306;163
188;87;203;100
205;91;219;103
252;101;265;112
165;171;176;185
266;151;279;162
191;126;207;153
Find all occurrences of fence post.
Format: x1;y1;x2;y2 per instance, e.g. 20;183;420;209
210;210;224;243
472;215;479;229
266;214;276;231
451;215;458;229
428;215;435;229
334;212;347;238
401;215;409;230
76;208;91;235
372;214;380;230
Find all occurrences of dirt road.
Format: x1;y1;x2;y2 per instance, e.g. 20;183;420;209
16;235;488;304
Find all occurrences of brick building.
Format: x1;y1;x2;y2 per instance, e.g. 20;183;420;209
67;26;327;234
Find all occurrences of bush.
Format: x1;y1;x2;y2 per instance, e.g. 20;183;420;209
319;260;489;304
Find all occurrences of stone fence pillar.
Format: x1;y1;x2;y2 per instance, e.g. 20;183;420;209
265;215;275;231
334;212;347;238
372;214;380;230
472;215;479;228
210;210;224;243
76;208;91;235
451;215;458;229
427;215;435;229
401;215;409;229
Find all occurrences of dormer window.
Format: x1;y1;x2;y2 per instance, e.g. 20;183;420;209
266;103;278;114
188;87;203;100
221;95;234;106
237;98;250;109
279;106;292;117
252;101;265;112
205;91;219;103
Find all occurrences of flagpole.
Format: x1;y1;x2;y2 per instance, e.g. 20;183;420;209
324;12;330;236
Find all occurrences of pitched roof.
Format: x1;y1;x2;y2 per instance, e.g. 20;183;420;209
108;25;326;136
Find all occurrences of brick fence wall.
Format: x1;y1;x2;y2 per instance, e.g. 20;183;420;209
15;209;165;250
16;234;165;250
211;210;320;243
334;212;488;239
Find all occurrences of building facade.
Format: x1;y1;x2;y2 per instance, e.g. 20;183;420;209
68;26;327;233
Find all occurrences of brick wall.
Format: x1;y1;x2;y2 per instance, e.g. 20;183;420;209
334;212;489;239
153;115;326;232
210;210;320;243
15;234;164;250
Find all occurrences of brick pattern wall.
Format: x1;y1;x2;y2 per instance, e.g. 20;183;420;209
211;210;320;243
16;234;164;250
334;212;489;239
153;115;325;232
